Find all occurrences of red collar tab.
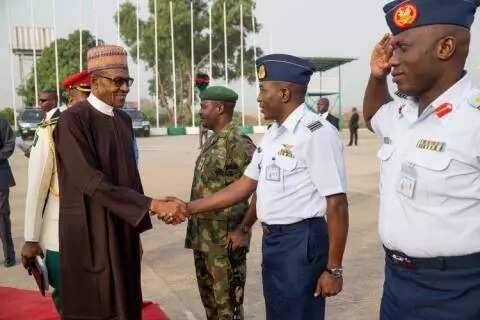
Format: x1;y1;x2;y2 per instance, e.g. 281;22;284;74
435;103;453;118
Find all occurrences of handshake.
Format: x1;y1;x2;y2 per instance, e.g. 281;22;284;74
149;197;191;225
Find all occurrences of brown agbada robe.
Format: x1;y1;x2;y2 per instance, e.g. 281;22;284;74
54;100;152;320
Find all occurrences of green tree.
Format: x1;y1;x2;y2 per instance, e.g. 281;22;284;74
18;30;101;106
117;0;262;126
0;108;15;126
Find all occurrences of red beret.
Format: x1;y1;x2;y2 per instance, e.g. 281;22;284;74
62;70;91;91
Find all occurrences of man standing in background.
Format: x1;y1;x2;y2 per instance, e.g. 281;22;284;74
317;97;340;130
348;107;360;146
0;115;16;268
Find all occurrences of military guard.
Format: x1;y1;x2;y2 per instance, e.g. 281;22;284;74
62;69;91;106
363;1;480;319
20;71;91;313
185;86;255;320
167;54;349;320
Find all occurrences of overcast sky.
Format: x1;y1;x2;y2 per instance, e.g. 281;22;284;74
1;0;479;115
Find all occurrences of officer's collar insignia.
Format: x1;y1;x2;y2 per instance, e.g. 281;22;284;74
416;139;446;152
435;103;453;118
306;120;323;132
278;144;294;158
468;94;480;110
258;64;266;81
393;2;418;29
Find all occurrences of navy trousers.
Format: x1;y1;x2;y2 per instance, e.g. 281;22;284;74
262;218;328;320
380;254;480;320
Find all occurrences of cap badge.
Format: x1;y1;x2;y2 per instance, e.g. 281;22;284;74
258;64;266;81
393;2;418;29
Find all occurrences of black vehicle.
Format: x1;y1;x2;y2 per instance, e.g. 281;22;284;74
123;108;150;137
18;109;45;140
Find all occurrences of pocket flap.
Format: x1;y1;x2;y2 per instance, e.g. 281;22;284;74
377;144;394;161
409;151;452;171
276;156;297;171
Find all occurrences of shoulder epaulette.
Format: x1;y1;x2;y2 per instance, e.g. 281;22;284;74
306;120;323;132
395;90;408;99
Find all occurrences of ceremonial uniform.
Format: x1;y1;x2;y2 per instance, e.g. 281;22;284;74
186;86;255;320
372;1;480;319
24;70;90;312
244;55;347;320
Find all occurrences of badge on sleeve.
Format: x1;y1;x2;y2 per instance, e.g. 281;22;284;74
398;162;416;199
265;158;281;182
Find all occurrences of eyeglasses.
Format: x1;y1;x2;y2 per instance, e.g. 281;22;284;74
98;75;134;88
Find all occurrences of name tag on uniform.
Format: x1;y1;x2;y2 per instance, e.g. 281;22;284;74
266;158;281;182
398;162;416;199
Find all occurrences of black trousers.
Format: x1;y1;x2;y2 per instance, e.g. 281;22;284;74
0;189;14;261
348;127;358;146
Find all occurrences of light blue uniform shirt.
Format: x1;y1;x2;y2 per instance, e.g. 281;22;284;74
244;104;347;225
372;75;480;257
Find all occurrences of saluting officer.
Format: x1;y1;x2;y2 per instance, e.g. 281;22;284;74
363;1;480;319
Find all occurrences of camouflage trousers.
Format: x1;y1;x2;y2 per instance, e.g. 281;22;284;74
193;248;246;320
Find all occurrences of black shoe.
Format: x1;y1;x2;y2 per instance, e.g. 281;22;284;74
4;257;16;268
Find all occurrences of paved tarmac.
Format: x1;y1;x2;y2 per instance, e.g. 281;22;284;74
1;129;384;320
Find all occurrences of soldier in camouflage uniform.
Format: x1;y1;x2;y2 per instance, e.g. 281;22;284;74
185;86;255;320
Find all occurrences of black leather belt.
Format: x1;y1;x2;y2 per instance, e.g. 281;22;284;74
261;218;323;235
385;247;480;270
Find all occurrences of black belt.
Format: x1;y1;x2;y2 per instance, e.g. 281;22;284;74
261;218;323;235
385;247;480;270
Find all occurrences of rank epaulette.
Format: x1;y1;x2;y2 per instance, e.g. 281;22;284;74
306;120;323;132
394;90;408;99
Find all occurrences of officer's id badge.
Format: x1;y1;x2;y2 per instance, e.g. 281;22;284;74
468;93;480;110
265;158;281;182
278;144;294;158
257;64;266;81
398;162;417;199
416;139;445;152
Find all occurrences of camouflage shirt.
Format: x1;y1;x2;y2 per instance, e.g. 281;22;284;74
185;123;255;252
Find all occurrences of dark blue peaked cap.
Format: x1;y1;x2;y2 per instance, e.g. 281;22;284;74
384;0;479;35
256;54;316;86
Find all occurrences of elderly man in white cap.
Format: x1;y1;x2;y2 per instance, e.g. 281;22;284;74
53;45;185;320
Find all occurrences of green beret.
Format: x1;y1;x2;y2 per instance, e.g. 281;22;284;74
200;86;238;103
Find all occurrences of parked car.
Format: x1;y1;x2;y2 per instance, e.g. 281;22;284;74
18;109;45;140
123;108;150;137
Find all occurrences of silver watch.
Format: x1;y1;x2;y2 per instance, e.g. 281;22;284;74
326;267;343;278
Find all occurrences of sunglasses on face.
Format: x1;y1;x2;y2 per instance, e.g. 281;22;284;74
98;75;134;88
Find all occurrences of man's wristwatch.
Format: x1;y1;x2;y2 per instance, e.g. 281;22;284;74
239;224;250;234
326;267;343;279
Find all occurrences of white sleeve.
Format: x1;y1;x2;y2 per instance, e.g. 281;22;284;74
370;100;398;139
243;147;262;181
304;126;347;196
24;128;54;242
